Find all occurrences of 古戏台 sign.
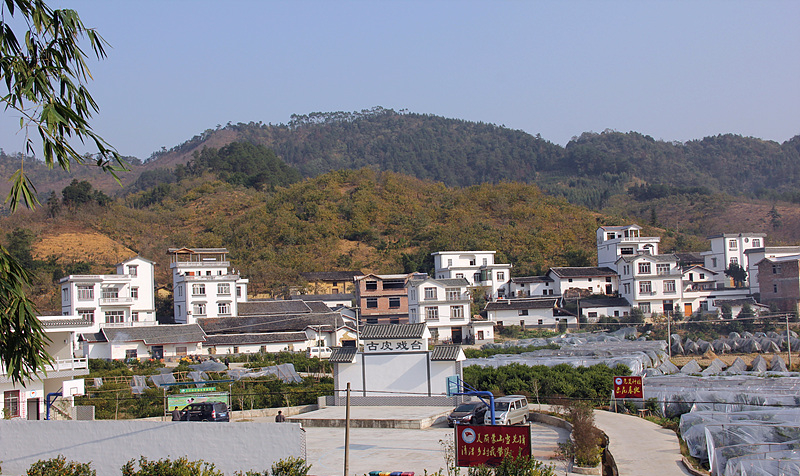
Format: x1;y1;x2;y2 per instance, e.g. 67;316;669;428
363;339;425;354
455;424;531;467
613;376;643;399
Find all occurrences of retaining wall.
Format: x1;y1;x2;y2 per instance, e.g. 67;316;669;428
0;420;305;476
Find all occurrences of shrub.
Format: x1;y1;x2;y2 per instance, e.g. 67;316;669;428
26;455;95;476
121;457;223;476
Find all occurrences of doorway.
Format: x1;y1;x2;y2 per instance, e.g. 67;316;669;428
27;398;40;420
451;328;462;344
151;345;164;359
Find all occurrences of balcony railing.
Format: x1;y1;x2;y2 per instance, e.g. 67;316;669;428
0;357;88;380
99;297;134;305
102;321;153;328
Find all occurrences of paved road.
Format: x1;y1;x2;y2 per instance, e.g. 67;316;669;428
594;410;692;476
303;422;570;476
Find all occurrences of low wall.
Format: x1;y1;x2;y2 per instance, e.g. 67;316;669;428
0;420;305;476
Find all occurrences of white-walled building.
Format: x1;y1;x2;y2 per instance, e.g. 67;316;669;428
431;251;512;299
81;324;206;360
617;254;683;316
701;233;766;288
331;323;464;400
596;225;660;271
407;276;472;343
169;248;249;324
547;267;619;298
507;275;556;298
484;297;577;329
2;315;96;420
60;256;156;326
579;297;631;322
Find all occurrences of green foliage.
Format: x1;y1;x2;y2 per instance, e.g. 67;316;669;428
463;363;629;405
268;457;311;476
496;326;559;341
725;263;748;288
190;142;301;190
26;455;94;476
493;455;555;476
62;179;111;208
623;307;645;324
463;344;558;359
121;457;223;476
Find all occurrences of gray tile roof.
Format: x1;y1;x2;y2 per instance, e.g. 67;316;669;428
431;345;463;361
238;300;311;316
205;332;308;346
438;278;470;287
290;293;354;303
300;271;362;281
549;267;617;278
360;323;427;339
306;301;340;313
40;317;95;329
485;298;559;311
510;275;553;283
330;347;358;363
579;297;631;308
92;324;206;345
198;311;345;335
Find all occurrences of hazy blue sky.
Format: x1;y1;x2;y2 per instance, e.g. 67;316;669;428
2;0;799;161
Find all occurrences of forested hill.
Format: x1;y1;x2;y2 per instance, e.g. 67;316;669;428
147;107;800;204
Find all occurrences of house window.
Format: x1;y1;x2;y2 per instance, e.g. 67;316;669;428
664;280;676;293
639;302;651;314
451;306;464;319
175;346;187;356
638;262;651;274
206;271;211;276
752;239;761;247
482;258;488;266
773;265;782;274
104;310;124;324
128;265;138;276
711;258;718;268
192;284;205;296
614;310;620;317
218;302;231;315
518;309;529;316
446;288;460;301
774;284;779;293
455;273;464;279
588;312;598;318
447;259;453;267
102;288;119;299
366;318;378;324
131;311;139;322
233;346;239;354
656;264;670;275
125;349;137;360
639;281;652;294
473;273;481;283
236;286;242;298
218;283;231;295
390;317;400;325
364;280;379;291
542;290;548;296
389;297;401;308
366;297;378;308
699;273;705;279
4;390;20;418
623;283;631;294
77;285;94;300
62;288;69;303
409;308;417;321
78;309;94;322
193;303;206;316
430;328;439;342
729;240;738;250
176;285;182;297
730;257;738;266
469;259;476;266
425;307;439;321
537;319;543;325
620;247;634;255
477;331;484;340
424;287;437;300
131;287;139;299
497;272;505;281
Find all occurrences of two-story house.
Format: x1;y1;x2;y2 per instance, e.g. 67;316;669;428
484;297;576;329
170;248;249;324
407;276;472;343
506;275;555;298
353;273;418;325
701;233;766;288
2;315;96;420
596;225;660;271
60;256;156;326
745;246;800;295
431;251;512;300
756;255;800;314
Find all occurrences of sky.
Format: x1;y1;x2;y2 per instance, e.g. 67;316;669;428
2;0;799;161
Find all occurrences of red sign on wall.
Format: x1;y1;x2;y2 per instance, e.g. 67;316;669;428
455;424;531;467
613;376;643;398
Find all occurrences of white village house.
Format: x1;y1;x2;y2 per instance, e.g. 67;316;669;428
431;251;512;300
484;297;577;329
407;276;473;343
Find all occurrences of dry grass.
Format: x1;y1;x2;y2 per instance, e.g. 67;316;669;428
32;231;135;265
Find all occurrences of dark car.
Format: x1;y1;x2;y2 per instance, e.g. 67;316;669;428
179;401;230;422
447;401;488;427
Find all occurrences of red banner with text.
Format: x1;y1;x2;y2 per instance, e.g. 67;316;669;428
455;424;531;467
614;376;643;398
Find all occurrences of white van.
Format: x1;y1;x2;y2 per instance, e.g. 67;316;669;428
485;395;529;425
307;346;332;359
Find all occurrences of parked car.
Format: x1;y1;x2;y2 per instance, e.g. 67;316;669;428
484;395;528;425
447;401;488;427
307;346;333;359
180;401;230;422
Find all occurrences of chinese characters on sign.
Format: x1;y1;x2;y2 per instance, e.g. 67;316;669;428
455;424;531;467
613;376;643;399
364;339;424;353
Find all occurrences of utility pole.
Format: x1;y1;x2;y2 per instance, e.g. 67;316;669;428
787;314;793;370
344;382;351;476
667;313;672;360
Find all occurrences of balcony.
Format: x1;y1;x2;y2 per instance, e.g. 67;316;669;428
99;297;133;305
0;357;88;383
171;261;230;269
102;321;153;328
